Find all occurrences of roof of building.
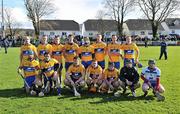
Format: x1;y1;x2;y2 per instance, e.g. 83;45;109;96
84;19;117;31
165;18;180;29
125;19;164;31
40;20;80;31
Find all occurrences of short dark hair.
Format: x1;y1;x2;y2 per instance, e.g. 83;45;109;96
108;62;115;67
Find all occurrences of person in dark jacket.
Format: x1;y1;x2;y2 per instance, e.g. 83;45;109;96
2;37;9;54
119;59;140;97
159;39;168;60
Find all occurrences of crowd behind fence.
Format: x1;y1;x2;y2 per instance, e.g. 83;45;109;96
0;35;180;48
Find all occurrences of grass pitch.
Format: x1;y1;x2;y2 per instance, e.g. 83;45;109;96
0;46;180;114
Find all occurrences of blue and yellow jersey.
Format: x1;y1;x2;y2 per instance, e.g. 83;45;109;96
107;43;122;62
121;43;139;59
52;44;64;63
92;42;107;61
103;68;119;80
37;44;52;61
40;59;59;77
63;43;79;62
20;44;37;62
20;60;40;77
86;65;102;79
78;45;94;62
67;64;85;80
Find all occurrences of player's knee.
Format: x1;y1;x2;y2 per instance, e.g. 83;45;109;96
142;83;149;92
86;79;91;86
64;79;70;86
113;81;120;88
79;81;86;87
120;81;126;89
159;85;165;93
35;78;42;87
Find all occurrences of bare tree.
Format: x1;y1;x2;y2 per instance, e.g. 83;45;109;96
95;10;107;37
4;8;22;37
24;0;55;39
137;0;180;38
104;0;135;37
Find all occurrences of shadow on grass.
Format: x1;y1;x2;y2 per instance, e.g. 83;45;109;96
89;95;155;104
0;88;155;103
0;88;27;99
70;91;155;103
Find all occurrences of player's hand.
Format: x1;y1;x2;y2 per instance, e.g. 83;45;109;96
126;79;132;86
17;67;22;74
135;59;139;64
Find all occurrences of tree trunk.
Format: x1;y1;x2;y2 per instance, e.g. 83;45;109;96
152;21;158;38
32;21;39;39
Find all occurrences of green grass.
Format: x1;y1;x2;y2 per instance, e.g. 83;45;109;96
0;46;180;114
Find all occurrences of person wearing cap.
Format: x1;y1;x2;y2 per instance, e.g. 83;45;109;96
78;37;95;69
141;59;165;97
64;56;85;97
51;36;64;81
118;59;140;97
20;36;38;64
63;34;79;71
39;52;61;96
86;60;103;93
99;62;120;93
92;34;107;69
121;36;139;66
106;35;123;70
159;39;168;60
37;35;52;62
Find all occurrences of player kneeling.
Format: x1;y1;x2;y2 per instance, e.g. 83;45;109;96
64;56;85;97
99;62;120;93
141;59;165;101
86;60;103;93
116;59;140;97
18;54;42;96
39;52;61;96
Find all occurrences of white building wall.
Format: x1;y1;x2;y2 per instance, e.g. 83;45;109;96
40;30;81;38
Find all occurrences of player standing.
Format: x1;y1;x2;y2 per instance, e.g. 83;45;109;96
92;34;107;69
63;34;79;71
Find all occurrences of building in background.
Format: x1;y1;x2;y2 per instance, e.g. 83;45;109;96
40;20;80;38
82;19;118;41
123;19;166;39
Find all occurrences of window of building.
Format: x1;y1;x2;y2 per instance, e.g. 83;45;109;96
148;32;153;35
141;31;145;35
62;32;67;36
40;32;44;35
89;33;93;36
50;32;55;36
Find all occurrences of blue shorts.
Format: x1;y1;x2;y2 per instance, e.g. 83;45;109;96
65;62;73;71
82;60;92;69
109;62;120;69
150;82;157;88
98;60;105;69
25;76;36;87
124;58;135;66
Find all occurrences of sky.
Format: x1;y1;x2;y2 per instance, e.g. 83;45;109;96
0;0;150;28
